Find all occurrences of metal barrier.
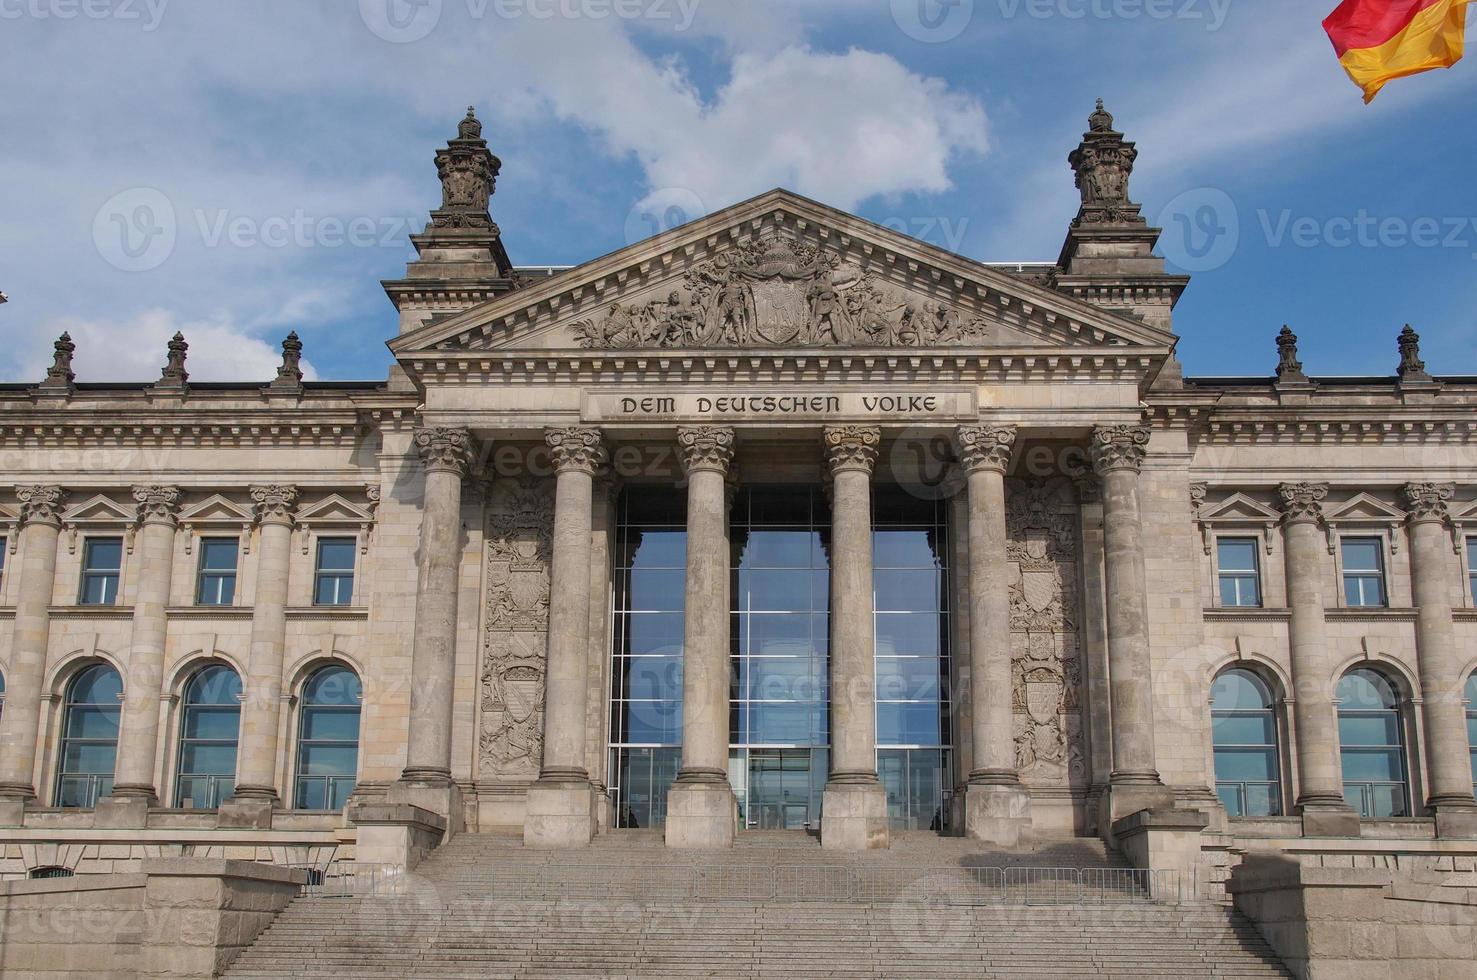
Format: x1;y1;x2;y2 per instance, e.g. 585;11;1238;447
288;862;404;898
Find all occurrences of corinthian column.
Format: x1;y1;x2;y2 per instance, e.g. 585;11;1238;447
1403;483;1477;838
955;424;1031;844
222;485;297;826
524;426;606;848
1278;482;1359;836
0;486;66;815
1090;424;1172;824
820;424;888;850
389;428;475;825
665;426;738;848
106;486;182;814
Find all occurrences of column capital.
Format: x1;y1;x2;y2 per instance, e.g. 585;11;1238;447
954;424;1016;474
676;425;736;475
1089;423;1150;475
1403;481;1454;525
1277;482;1329;526
823;424;880;476
131;485;182;527
414;426;476;476
249;484;299;527
545;426;607;475
16;485;67;527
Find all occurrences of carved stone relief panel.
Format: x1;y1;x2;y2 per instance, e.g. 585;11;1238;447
478;477;554;778
1006;476;1088;786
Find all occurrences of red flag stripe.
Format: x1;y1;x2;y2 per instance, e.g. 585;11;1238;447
1323;0;1447;57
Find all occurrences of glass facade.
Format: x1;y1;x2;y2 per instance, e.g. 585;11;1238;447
1210;668;1282;816
1338;667;1409;818
55;664;122;807
874;489;951;831
293;666;362;811
175;665;241;809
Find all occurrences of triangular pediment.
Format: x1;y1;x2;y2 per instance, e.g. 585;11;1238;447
62;495;133;524
1325;493;1405;523
1200;493;1281;523
179;494;253;525
296;494;374;525
391;189;1176;358
1451;498;1477;523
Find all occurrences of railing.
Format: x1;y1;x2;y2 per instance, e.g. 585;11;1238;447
288;862;405;898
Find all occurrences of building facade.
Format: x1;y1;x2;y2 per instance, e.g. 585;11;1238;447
1;104;1475;882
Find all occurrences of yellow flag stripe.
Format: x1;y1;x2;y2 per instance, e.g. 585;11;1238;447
1338;0;1470;102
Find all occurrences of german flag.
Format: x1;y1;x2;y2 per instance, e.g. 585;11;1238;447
1324;0;1472;102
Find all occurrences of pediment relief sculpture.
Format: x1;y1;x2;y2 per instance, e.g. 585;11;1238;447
572;234;999;350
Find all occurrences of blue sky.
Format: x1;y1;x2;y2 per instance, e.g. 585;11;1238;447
1;0;1474;383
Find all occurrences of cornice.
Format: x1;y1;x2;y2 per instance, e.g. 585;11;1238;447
0;405;418;448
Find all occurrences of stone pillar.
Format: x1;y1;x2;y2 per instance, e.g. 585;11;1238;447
820;424;888;850
524;426;606;848
1090;424;1173;826
955;424;1031;844
102;486;183;821
665;426;738;848
946;486;973;833
388;427;474;828
220;485;297;828
1278;482;1359;837
1403;483;1477;838
0;486;66;819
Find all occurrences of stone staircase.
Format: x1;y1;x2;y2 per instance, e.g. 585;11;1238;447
226;832;1291;979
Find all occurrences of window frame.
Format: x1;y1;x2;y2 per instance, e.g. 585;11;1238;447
194;537;241;607
1336;666;1412;819
311;536;358;607
173;664;242;810
54;663;123;808
1214;535;1264;609
292;665;363;812
1209;667;1285;818
78;536;125;606
1338;535;1389;609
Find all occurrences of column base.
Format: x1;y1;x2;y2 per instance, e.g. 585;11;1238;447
1295;798;1360;837
821;780;889;851
962;782;1031;846
1432;803;1477;840
664;779;737;849
0;797;28;827
523;777;598;849
94;794;151;829
387;775;465;838
1097;777;1175;837
217;797;276;830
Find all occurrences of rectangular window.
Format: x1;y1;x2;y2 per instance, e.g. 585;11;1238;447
313;538;356;606
0;536;6;590
79;537;123;605
1341;537;1387;608
1468;537;1477;606
195;538;239;606
1216;537;1262;608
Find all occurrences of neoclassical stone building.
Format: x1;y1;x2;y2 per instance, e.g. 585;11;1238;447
1;103;1475;884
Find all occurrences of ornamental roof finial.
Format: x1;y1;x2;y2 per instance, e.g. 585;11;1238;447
1397;323;1431;381
1275;325;1307;383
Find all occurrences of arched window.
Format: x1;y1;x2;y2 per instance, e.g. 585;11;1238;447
175;665;242;809
293;666;362;811
1210;668;1283;817
1337;667;1410;818
55;664;122;808
29;866;74;880
0;668;6;724
1466;672;1477;796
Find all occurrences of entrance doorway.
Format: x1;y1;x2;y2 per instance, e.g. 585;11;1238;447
742;748;826;829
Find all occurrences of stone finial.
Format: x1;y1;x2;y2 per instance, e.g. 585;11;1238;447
676;426;736;475
1088;423;1150;475
414;426;476;476
955;424;1017;474
132;485;183;526
272;331;304;388
1275;325;1307;383
1277;482;1329;525
822;425;881;475
249;484;299;526
40;332;76;391
545;426;607;475
156;332;189;389
1067;100;1144;226
1397;324;1431;381
1402;482;1454;525
431;105;502;232
16;485;67;526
